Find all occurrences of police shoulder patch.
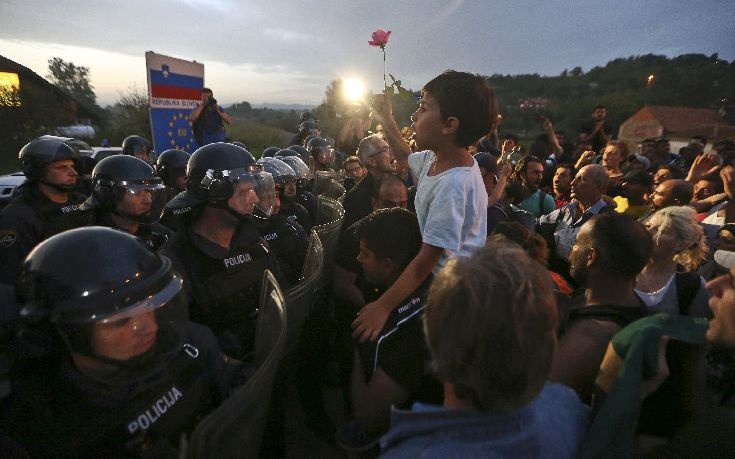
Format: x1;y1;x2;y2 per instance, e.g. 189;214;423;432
0;230;17;247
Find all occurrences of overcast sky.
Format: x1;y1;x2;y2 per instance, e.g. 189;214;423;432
1;0;733;106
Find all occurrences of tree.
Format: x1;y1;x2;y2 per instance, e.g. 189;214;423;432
47;57;97;106
100;85;150;145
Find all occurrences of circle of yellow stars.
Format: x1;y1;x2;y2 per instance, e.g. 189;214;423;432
168;112;195;151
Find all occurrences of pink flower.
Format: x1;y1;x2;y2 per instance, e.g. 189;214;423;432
368;29;391;48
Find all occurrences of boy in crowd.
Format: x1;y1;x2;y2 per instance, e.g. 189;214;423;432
354;70;493;341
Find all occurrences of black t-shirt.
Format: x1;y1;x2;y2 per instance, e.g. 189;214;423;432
159;223;280;360
356;277;440;406
579;119;614;153
341;174;377;232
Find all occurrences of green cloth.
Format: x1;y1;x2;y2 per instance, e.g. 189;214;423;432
578;313;708;459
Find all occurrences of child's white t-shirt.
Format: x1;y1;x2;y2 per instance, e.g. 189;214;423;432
408;150;488;273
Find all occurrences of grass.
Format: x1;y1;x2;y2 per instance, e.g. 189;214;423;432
226;117;294;157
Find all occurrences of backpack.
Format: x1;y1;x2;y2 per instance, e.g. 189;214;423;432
493;203;537;230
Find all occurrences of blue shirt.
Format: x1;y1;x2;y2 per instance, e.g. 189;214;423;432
380;383;590;458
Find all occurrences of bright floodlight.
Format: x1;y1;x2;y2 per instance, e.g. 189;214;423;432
343;77;365;102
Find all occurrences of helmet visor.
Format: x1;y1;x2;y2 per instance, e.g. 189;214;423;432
225;168;276;217
116;180;168;223
96;273;183;324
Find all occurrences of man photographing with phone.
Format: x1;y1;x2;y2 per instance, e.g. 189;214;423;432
191;87;233;146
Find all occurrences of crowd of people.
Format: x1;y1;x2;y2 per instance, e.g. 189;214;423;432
1;69;735;457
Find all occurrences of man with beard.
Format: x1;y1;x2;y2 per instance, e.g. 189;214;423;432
513;156;555;218
550;213;652;403
0;136;89;286
553;164;574;208
638;178;693;224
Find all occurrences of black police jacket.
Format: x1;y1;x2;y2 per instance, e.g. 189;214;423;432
94;212;173;253
255;214;308;289
280;200;313;234
0;183;89;285
0;321;234;458
160;223;281;361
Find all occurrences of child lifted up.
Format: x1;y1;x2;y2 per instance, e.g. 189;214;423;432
352;70;496;341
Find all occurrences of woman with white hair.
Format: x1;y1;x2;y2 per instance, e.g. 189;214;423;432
635;206;710;317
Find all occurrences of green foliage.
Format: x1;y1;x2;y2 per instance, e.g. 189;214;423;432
227;103;299;133
225;117;293;156
97;85;151;146
487;53;734;143
47;57;97;106
0;79;78;173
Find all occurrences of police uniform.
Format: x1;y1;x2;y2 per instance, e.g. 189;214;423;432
280;200;313;234
255;213;309;289
356;276;441;406
160;223;280;361
92;212;172;253
0;183;89;285
0;321;237;457
296;190;318;225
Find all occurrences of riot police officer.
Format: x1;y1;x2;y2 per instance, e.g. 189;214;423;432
156;149;191;199
160;143;280;360
275;154;316;228
307;137;336;173
256;158;310;288
82;155;172;252
122;134;153;164
0;136;90;286
1;227;242;457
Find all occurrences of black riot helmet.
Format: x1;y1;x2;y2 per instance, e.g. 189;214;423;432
156;149;191;189
122;135;153;163
299;110;317;124
16;226;183;359
231;141;248;150
289;145;311;164
298;120;319;139
274;148;299;159
307;136;335;168
256;157;297;188
18;135;80;187
180;142;275;218
278;155;312;190
90;155;167;224
262;146;280;158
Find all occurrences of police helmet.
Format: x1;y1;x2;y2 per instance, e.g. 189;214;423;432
17;226;183;358
156;149;191;188
18;135;80;183
275;148;299;159
299;111;317;124
91;155;167;223
298;121;319;138
307;137;335;167
257;157;297;188
288;145;311;164
182;142;275;217
231;141;248;150
262;146;280;158
122;135;152;162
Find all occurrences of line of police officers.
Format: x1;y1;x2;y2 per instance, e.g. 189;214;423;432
0;131;334;456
